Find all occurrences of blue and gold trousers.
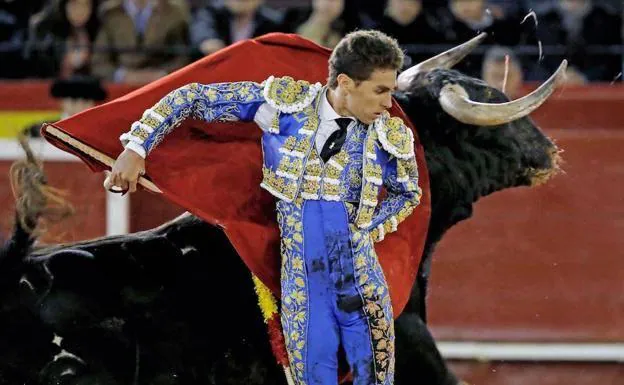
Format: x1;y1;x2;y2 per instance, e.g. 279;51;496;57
276;198;395;385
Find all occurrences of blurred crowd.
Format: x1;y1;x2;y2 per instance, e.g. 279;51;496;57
1;0;622;99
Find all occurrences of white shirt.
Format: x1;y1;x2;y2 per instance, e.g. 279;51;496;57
254;88;357;154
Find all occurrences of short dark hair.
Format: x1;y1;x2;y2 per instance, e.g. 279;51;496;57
328;30;405;89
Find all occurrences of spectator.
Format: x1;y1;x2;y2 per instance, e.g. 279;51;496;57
191;0;285;57
481;45;524;99
362;0;440;66
357;0;388;24
435;0;530;77
91;0;190;84
58;0;100;78
27;0;101;79
284;0;363;49
524;0;622;83
1;0;47;78
291;0;345;48
489;1;524;18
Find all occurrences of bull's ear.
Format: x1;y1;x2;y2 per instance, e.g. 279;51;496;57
397;33;488;91
438;60;568;126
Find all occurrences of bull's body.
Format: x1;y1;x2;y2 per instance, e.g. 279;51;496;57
0;67;560;385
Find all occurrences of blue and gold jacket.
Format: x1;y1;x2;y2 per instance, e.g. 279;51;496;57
121;76;422;241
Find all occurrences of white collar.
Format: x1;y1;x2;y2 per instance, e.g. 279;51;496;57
319;88;356;123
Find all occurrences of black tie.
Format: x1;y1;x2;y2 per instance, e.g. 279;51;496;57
320;118;351;162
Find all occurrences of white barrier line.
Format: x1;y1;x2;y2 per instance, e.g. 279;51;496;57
0;138;81;162
437;342;624;362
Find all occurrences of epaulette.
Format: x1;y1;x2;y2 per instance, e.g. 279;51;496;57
374;111;415;159
262;76;322;114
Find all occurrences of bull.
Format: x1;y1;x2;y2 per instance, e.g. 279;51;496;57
0;36;565;385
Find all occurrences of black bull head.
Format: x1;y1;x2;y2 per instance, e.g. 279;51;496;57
0;35;565;385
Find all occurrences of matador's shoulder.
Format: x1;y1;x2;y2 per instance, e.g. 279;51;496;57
374;111;415;159
262;76;323;114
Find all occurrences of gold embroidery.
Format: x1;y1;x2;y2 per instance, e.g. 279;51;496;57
366;132;378;153
370;227;380;242
272;111;280;133
364;163;383;181
290;158;304;174
141;115;161;129
300;105;319;134
396;205;414;223
203;87;218;101
283;137;297;152
345;202;357;222
332;151;349;165
377;113;414;159
276;200;308;385
396;160;408;181
325;166;341;179
153;102;173;117
294;138;311;154
349;167;362;189
301;179;320;196
131;127;150;141
262;166;298;200
363;183;378;200
261;105;319;202
323;182;342;196
305;164;322;178
355;128;384;228
386;117;409;150
305;162;322;178
276;157;304;176
268;77;307;104
357;206;375;227
266;76;316;112
349;225;395;384
383;220;394;234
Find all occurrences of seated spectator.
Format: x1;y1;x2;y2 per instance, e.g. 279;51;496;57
481;46;524;99
191;0;285;57
91;0;190;84
361;0;440;65
435;0;529;77
357;0;389;24
292;0;345;48
284;0;363;49
486;0;530;19
28;0;101;79
1;0;48;78
524;0;622;83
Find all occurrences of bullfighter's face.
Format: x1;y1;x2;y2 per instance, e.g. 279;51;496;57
340;68;398;125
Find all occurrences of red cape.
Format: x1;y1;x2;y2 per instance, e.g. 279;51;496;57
42;33;431;318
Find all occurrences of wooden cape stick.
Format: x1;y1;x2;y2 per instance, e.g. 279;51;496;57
44;125;162;194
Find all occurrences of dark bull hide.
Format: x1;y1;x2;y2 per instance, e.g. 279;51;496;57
0;36;565;385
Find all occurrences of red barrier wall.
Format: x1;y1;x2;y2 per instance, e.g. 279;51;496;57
429;127;624;343
0;161;106;242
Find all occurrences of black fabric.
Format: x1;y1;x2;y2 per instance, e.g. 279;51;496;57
320;118;351;162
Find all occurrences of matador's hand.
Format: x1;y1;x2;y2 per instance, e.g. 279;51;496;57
104;148;145;194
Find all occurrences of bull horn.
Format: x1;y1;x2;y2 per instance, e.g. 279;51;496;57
438;59;568;126
397;33;488;90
